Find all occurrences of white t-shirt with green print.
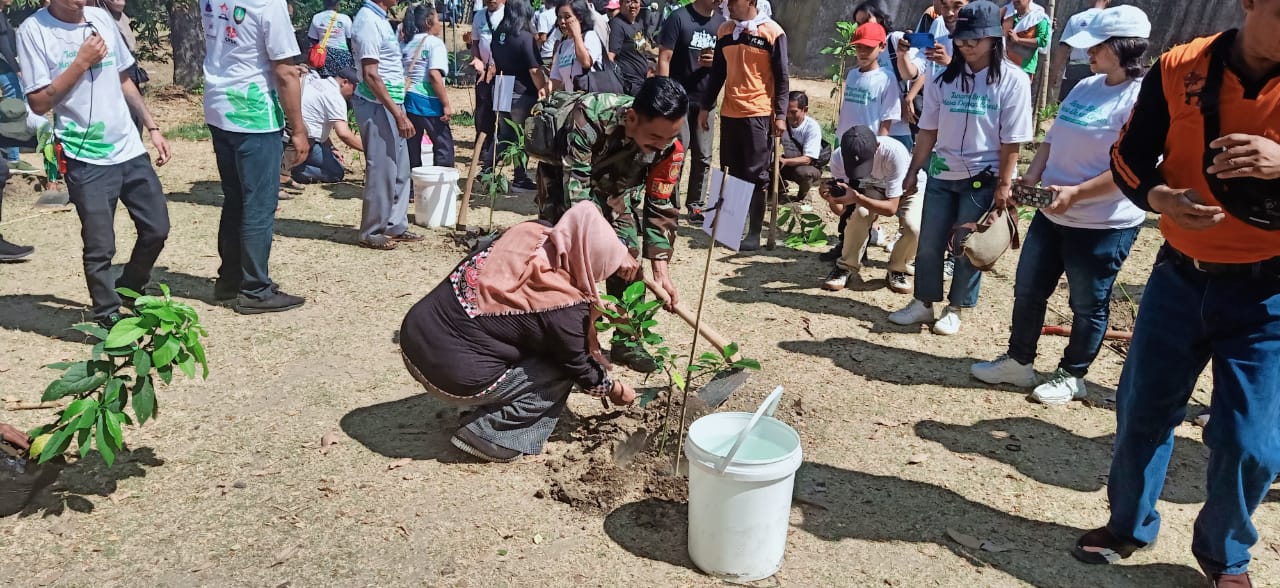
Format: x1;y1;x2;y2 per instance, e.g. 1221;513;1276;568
351;3;405;104
17;7;145;165
201;0;300;134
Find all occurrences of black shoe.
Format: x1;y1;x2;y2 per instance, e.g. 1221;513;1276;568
234;288;305;315
687;208;705;225
214;280;240;302
96;312;125;331
818;245;842;263
0;237;33;261
512;177;537;191
740;232;761;252
610;344;659;374
450;427;523;463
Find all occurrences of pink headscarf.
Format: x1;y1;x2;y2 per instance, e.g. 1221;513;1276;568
475;201;636;315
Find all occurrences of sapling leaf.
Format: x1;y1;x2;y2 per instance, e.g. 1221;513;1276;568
594;321;612;332
178;354;195;379
133;377;156;425
615;324;635;335
148;306;180;324
50;369;109;400
189;341;209;379
79;428;93;459
71;323;109;340
671;371;685;391
634;300;662;314
74;400;99;431
103;378;124;407
637;388;660;407
96;415;115;467
158;283;171;298
623;281;645;305
152;335;180;367
639;320;658;329
114;287;142;300
104;410;123;447
44;361;79;371
104;317;147;349
724;343;739;359
41;427;74;463
133;349;151;380
598;294;621;305
734;358;762;371
132;296;160;308
91;342;104;360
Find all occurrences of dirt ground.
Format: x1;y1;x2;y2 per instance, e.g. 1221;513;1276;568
0;54;1260;588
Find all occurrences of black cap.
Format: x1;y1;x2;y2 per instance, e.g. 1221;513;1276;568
953;0;1004;41
840;125;878;181
333;67;361;84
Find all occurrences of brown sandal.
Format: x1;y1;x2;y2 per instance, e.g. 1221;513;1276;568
1072;527;1147;564
358;239;397;250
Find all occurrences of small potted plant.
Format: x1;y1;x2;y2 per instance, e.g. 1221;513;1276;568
2;285;209;516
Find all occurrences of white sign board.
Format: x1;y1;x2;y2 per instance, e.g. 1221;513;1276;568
701;170;754;251
492;75;515;113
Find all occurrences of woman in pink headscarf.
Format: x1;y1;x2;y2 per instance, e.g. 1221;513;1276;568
400;202;639;462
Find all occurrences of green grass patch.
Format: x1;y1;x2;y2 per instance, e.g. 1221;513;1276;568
163;123;211;142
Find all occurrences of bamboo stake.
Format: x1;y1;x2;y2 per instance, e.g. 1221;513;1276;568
766;136;782;249
457;131;487;230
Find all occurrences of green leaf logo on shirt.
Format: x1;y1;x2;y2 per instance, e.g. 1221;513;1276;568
225;83;283;131
60;121;114;161
927;153;951;176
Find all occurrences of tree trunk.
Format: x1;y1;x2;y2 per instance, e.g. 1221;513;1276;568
168;0;204;90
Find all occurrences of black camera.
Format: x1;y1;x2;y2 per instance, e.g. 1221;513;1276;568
826;179;846;197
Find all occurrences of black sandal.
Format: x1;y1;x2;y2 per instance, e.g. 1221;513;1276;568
1072;527;1146;565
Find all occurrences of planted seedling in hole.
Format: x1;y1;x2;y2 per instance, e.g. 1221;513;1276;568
595;281;759;455
27;285;209;467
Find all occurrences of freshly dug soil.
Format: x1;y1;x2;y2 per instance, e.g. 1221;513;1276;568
540;393;711;514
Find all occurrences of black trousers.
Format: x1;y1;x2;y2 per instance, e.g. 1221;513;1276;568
720;116;773;236
65;154;169;320
408;113;456;168
474;78;496;171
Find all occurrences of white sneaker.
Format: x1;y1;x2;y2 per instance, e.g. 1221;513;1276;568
971;354;1036;387
931;306;962;335
1031;368;1088;405
888;300;934;326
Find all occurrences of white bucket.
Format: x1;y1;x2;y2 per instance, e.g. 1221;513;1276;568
684;386;802;581
411;166;461;228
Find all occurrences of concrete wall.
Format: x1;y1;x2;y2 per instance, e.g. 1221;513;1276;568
773;0;1246;78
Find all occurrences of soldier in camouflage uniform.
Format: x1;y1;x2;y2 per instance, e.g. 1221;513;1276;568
536;76;688;372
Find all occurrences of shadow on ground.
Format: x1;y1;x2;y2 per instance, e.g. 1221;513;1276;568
606;462;1206;587
21;447;162;517
716;249;912;331
778;336;1118;396
339;392;476;464
0;294;92;343
914;418;1207;504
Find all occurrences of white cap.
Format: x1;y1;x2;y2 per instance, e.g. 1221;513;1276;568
1062;5;1152;49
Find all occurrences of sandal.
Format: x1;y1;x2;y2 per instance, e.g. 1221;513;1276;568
358;238;397;250
1072;527;1147;565
389;230;425;243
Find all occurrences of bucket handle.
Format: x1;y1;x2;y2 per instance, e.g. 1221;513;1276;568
714;386;784;475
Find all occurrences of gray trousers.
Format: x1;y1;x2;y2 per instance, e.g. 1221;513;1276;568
674;103;715;211
405;352;574;455
354;99;411;245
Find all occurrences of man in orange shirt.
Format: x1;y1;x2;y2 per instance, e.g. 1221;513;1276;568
1074;2;1280;586
699;0;788;251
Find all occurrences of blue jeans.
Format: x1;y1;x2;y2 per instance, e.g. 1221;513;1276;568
1007;212;1139;376
914;176;995;308
0;71;21;162
291;140;344;184
210;126;282;300
1106;249;1280;575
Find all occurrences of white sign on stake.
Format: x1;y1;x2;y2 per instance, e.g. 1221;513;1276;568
492;75;515;113
701;170;754;251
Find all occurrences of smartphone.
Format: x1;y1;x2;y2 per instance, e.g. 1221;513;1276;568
1013;184;1056;208
906;32;936;49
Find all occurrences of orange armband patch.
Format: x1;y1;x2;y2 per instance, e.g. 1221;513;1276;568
646;139;685;201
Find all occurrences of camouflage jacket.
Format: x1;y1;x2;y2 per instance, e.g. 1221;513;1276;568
548;93;684;261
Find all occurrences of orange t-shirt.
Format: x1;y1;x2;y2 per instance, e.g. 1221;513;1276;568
1112;33;1280;263
712;20;787;119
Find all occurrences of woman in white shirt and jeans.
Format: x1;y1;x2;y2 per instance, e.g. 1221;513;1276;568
551;0;605;91
890;0;1033;336
971;5;1150;404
